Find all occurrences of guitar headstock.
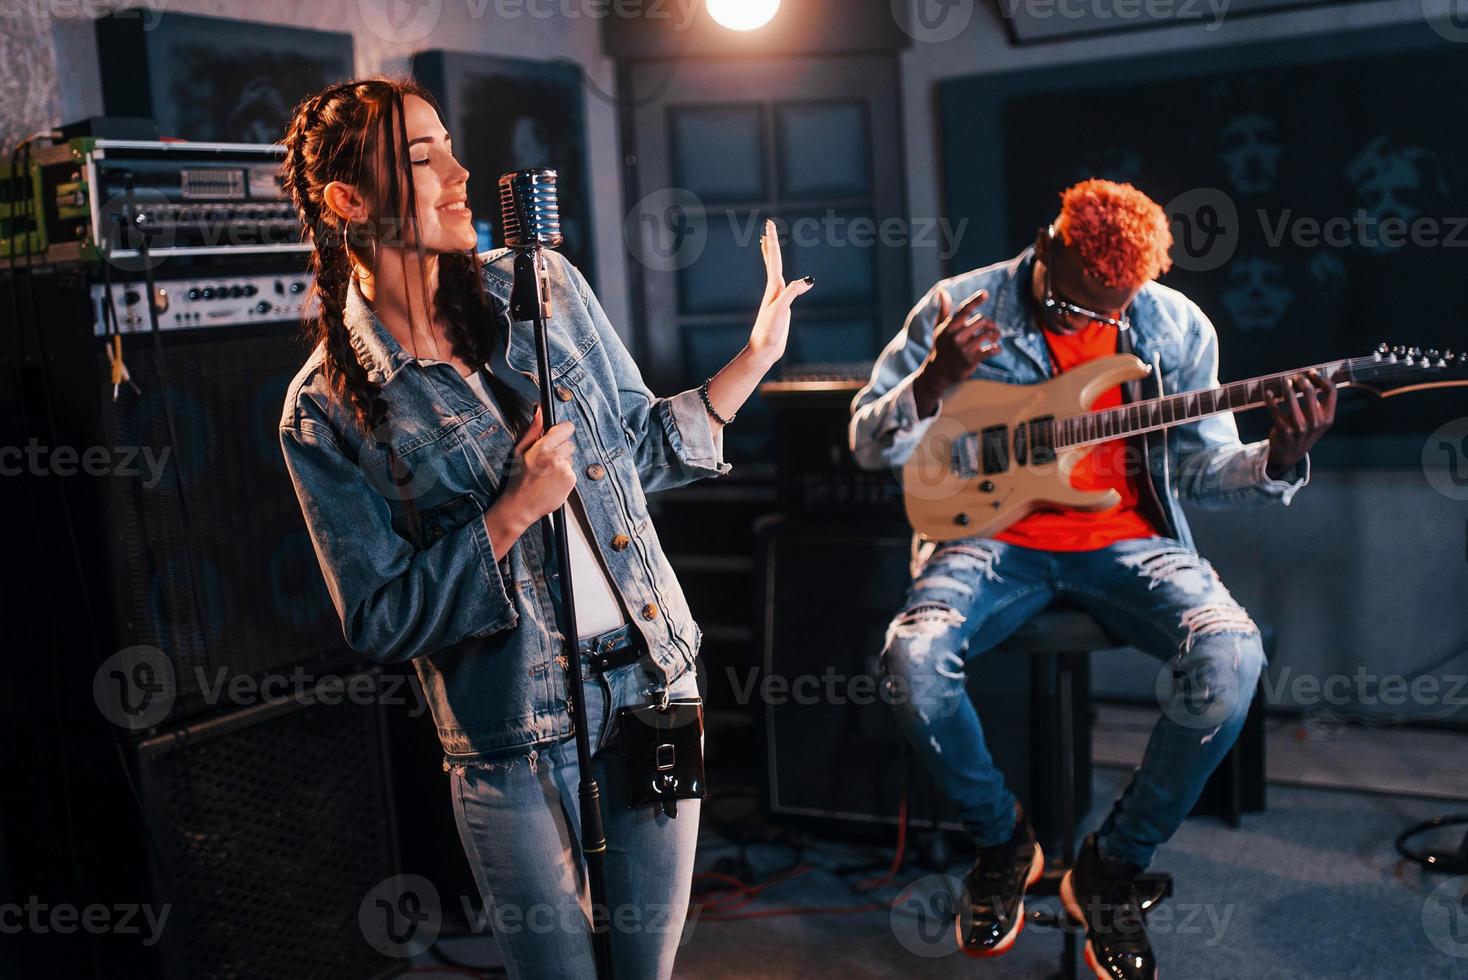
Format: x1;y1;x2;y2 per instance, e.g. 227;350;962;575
1347;343;1468;397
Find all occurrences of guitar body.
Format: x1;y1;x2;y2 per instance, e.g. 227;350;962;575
899;341;1464;543
902;354;1153;542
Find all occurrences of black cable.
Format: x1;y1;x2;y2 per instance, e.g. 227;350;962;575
1397;814;1468;874
104;176;218;917
116;171;216;672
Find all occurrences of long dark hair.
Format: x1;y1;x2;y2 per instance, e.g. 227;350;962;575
279;75;532;443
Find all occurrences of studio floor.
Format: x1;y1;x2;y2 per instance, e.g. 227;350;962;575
667;774;1462;979
416;717;1468;979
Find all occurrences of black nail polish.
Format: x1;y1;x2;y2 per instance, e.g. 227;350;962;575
803;276;815;286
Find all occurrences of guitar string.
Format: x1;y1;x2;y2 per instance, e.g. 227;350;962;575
950;352;1449;472
1039;353;1439;450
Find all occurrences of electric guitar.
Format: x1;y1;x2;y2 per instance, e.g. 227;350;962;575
902;344;1468;543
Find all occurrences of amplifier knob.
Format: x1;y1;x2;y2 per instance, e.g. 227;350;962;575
289;281;305;294
122;289;141;306
201;287;215;299
229;285;243;298
243;284;258;297
255;301;272;315
187;287;201;301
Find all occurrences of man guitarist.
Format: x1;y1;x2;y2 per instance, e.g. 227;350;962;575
849;179;1335;979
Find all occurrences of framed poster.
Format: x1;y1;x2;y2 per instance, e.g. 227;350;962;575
996;0;1372;45
941;24;1468;466
97;12;354;144
414;50;596;282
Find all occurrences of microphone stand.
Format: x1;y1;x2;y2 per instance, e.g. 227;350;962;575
508;246;615;980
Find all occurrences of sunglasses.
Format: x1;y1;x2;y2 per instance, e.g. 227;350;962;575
1038;224;1131;332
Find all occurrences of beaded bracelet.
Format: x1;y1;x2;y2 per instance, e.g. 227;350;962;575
699;378;735;425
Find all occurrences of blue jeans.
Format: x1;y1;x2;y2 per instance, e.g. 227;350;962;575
881;535;1266;870
448;625;702;979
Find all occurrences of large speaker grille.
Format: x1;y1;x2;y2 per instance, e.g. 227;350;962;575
136;681;398;980
759;519;1036;833
99;325;344;702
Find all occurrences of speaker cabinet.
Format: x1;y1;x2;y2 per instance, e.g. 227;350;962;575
96;322;347;710
0;266;400;978
133;682;400;980
756;517;1092;844
1;265;349;720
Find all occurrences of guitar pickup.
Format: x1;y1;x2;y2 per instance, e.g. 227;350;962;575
1028;416;1056;465
980;425;1009;474
952;432;980;478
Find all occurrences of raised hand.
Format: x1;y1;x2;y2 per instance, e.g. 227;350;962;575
694;220;818;432
747;218;816;368
913;287;1002;418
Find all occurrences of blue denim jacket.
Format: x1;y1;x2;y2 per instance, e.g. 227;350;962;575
279;250;728;762
849;247;1309;566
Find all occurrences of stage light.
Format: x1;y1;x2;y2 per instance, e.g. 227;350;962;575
707;0;780;32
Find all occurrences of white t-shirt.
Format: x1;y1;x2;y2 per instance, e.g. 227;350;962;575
461;368;628;640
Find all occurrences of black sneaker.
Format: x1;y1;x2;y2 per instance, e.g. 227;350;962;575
957;803;1044;957
1060;834;1159;980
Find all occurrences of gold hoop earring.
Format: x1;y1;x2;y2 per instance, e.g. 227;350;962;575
350;222;376;282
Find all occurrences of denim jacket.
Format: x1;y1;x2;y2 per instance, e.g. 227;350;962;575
849;247;1309;569
279;249;729;762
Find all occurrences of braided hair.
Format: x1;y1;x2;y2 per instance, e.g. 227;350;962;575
279;76;532;444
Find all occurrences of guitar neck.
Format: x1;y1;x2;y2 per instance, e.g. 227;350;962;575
1053;357;1366;449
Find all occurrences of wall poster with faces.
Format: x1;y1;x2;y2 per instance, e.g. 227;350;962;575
413;50;595;284
96;12;354;144
942;26;1468;459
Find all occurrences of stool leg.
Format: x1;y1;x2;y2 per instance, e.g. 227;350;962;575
1058;652;1078;980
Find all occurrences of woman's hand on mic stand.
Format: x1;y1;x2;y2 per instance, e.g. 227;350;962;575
484;406;576;559
701;219;816;428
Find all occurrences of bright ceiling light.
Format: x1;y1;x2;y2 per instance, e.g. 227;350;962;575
707;0;781;32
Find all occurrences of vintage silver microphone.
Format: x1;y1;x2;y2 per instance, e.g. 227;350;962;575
497;168;615;980
499;168;563;321
500;168;564;250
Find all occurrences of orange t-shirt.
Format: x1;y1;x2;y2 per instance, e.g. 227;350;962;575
994;322;1157;552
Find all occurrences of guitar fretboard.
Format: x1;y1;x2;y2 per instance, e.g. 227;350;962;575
1051;357;1366;449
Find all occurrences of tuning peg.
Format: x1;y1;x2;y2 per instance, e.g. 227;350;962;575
1409;346;1423;359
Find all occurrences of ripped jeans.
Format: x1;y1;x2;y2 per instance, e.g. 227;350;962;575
448;636;702;980
882;535;1265;870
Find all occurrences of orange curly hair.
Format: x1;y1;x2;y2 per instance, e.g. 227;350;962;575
1053;179;1173;291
